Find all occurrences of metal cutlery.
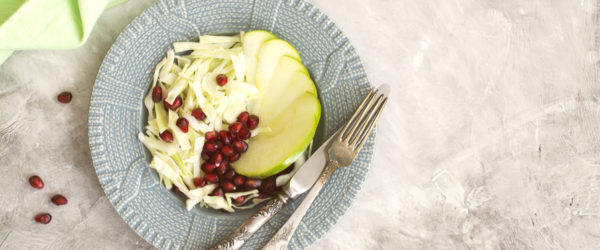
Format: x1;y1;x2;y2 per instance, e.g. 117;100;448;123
211;85;389;250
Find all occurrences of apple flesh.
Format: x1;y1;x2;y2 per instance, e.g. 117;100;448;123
254;39;301;91
243;30;276;84
253;56;317;125
233;93;321;178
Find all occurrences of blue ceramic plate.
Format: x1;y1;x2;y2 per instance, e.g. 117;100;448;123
88;0;374;249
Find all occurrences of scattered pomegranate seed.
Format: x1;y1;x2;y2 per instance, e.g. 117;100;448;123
219;131;231;144
57;91;72;103
34;213;52;224
165;97;182;110
163;100;171;109
260;177;276;195
237;127;251;140
233;196;245;204
228;153;240;163
232;140;248;153
201;162;216;173
191;108;206;120
28;175;44;189
152;86;162;102
211;187;224;197
205;131;217;141
205;174;219;183
201;152;210;161
224;169;236;180
203;141;218;152
51;194;68;206
160;131;174;143
228;122;243;135
216;74;228;86
237;112;249;124
246;115;259;130
244;179;262;190
221;181;236;192
176;118;189;133
221;145;235;157
233;175;245;186
212;153;224;165
257;194;269;199
193;177;206;187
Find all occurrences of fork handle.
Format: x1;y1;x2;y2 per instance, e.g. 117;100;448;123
210;191;291;250
262;160;339;250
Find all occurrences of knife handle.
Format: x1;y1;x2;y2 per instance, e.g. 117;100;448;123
262;160;339;250
210;191;291;250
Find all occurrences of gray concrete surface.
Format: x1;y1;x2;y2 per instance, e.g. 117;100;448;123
1;0;600;249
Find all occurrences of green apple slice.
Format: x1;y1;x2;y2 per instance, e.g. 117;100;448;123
256;56;317;125
233;93;321;178
243;30;277;84
255;39;301;91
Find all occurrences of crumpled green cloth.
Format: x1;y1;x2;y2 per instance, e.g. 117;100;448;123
0;0;128;65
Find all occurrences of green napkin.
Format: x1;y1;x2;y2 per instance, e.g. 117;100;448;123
0;0;128;65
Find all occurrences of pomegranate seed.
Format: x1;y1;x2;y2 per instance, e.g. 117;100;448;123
152;86;162;102
233;196;245;204
233;175;245;186
221;145;235;157
244;179;262;190
257;194;269;199
205;174;219;183
260;177;276;195
205;131;217;141
57;91;72;103
28;175;44;189
201;152;210;161
173;186;180;193
237;127;251;140
224;169;236;180
277;164;295;176
211;187;224;197
212;153;224;165
246;115;259;130
176;118;189;133
228;153;240;163
237;112;249;124
221;181;236;192
218;131;231;144
191;108;206;120
228;122;243;135
160;131;174;143
34;213;52;224
216;74;228;86
216;163;228;175
193;177;206;187
232;140;248;153
201;162;216;173
165;97;182;110
51;194;68;206
203;141;218;152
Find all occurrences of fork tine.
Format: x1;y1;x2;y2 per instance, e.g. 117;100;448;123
339;88;376;141
348;93;386;147
354;96;387;152
341;88;378;143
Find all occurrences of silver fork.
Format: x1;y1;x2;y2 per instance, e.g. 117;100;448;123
262;85;389;250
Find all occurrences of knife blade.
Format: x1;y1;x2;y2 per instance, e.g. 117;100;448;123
283;134;335;198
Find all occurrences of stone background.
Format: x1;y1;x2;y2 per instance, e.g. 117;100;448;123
1;0;600;249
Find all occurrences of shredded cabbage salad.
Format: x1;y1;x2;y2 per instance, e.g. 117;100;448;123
138;32;304;212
